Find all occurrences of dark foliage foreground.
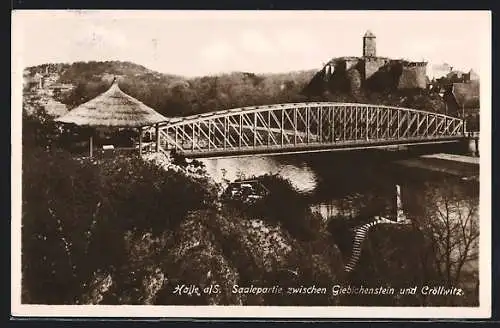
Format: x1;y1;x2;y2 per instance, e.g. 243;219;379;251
21;146;346;305
22;148;217;304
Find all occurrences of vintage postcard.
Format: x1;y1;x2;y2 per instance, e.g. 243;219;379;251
11;10;491;318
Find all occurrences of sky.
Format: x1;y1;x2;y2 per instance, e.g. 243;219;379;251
13;10;490;78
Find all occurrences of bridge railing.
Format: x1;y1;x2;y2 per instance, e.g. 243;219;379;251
158;103;465;156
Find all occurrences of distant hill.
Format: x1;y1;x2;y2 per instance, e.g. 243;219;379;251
24;61;317;118
24;60;467;119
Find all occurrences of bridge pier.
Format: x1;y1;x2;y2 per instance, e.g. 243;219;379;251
461;133;479;157
372;184;410;224
396;184;407;223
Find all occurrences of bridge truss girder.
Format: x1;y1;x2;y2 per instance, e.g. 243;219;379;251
159;103;465;157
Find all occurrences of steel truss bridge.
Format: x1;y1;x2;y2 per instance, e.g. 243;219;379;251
157;102;466;158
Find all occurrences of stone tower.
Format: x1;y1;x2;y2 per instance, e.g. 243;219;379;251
363;30;376;57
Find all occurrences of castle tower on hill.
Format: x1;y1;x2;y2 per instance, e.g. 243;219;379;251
363;30;376;57
303;30;430;95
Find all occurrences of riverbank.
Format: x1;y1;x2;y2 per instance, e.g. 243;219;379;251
393;153;479;180
421;153;479;165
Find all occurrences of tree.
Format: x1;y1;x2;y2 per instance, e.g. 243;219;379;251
410;181;479;305
334;179;479;307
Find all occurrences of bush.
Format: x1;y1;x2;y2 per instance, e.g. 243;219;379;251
97;154;217;234
248;174;317;241
22;107;62;150
21;147;217;304
22;106;87;154
22;148;102;303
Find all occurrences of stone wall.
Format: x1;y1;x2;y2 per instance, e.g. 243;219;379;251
304;56;429;96
345;58;360;71
397;63;427;89
346;68;362;94
364;57;387;80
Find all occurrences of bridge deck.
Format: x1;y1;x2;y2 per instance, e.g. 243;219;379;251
175;136;462;158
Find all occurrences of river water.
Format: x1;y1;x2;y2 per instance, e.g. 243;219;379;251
201;145;479;222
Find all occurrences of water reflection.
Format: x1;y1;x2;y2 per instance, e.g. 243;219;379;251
202;152;393;221
201;150;479;224
201;156;318;193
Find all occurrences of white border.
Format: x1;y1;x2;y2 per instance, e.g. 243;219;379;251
11;10;492;319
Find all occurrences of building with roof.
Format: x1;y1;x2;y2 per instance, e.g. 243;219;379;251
303;30;428;95
47;83;75;95
443;81;479;119
40;98;69;118
55;78;168;156
445;69;479;84
428;63;453;80
467;69;480;81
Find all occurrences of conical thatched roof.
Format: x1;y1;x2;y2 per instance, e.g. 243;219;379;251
55;80;168;127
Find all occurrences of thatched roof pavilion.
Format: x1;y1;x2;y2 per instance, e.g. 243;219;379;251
55;79;168;156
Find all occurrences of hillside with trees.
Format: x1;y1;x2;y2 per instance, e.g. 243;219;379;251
25;61;316;118
24;60;459;123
